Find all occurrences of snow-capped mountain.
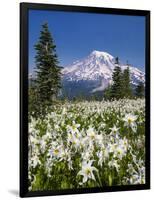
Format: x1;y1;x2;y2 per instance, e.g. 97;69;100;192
62;50;145;97
63;50;115;82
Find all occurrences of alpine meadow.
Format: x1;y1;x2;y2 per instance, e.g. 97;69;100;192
28;11;146;191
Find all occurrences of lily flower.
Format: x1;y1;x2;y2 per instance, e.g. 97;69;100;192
109;125;119;135
77;160;98;184
123;113;138;132
87;127;96;140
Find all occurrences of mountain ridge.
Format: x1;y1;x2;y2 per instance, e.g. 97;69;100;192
62;50;145;95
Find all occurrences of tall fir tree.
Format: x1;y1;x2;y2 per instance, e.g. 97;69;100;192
111;57;123;99
122;63;132;98
34;23;62;115
135;81;145;97
103;85;112;100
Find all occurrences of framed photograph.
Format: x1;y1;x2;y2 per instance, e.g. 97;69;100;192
20;2;150;197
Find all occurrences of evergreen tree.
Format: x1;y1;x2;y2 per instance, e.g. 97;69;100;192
135;81;145;97
111;57;123;99
103;85;112;100
122;63;132;98
34;23;62;115
29;81;38;117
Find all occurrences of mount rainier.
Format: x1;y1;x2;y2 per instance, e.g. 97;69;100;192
61;50;145;98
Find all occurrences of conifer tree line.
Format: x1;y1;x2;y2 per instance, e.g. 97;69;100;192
29;23;62;117
104;57;145;100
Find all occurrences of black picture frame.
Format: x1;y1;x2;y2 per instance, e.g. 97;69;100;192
20;2;150;198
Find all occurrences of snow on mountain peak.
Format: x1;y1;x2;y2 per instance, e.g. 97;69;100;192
90;50;114;59
62;50;115;81
62;50;145;92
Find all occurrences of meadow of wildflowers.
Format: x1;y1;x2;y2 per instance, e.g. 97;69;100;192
28;98;145;191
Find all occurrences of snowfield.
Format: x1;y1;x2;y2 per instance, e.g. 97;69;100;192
62;50;145;92
28;98;145;191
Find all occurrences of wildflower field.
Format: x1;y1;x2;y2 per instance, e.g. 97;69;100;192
28;98;145;191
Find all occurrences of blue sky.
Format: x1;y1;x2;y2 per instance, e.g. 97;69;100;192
29;9;145;72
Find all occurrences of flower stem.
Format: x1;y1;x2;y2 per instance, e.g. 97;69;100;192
97;172;103;187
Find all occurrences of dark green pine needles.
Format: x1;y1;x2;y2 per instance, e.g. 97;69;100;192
31;23;62;116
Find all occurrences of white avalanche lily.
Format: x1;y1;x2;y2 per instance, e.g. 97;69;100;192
49;145;63;159
108;159;120;172
67;121;80;134
71;135;81;150
31;155;41;168
109;125;119;135
123;113;138;132
96;151;103;167
78;160;98;184
87;127;96;140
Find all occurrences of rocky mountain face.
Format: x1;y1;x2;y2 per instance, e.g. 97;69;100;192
61;50;145;99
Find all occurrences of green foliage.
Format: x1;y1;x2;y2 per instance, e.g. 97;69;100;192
135;82;145;97
103;86;112;100
105;58;133;100
122;66;132;98
31;23;62;117
110;57;123;99
29;82;38;117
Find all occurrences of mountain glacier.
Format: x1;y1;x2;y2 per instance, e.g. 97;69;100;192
61;50;145;97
